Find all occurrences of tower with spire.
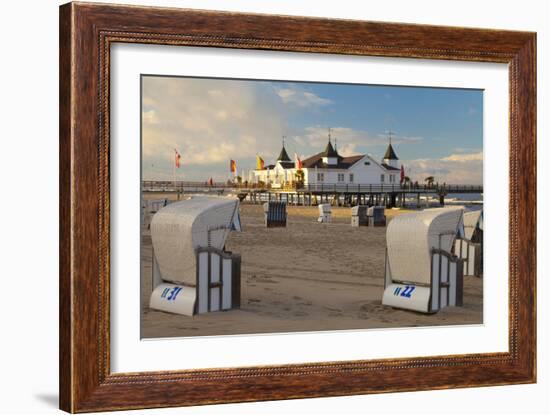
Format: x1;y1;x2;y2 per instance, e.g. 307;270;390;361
382;130;399;169
276;135;291;162
321;128;340;166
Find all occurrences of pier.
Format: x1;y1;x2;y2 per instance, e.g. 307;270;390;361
142;181;482;208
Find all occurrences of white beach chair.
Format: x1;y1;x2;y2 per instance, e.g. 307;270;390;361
149;197;242;316
142;198;169;228
351;205;368;227
367;206;386;226
263;201;287;227
452;210;483;277
318;204;332;223
382;208;464;313
463;209;483;242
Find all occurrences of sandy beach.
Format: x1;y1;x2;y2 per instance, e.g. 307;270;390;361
141;201;483;338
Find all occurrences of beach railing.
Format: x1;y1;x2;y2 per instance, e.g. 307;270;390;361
142;181;483;195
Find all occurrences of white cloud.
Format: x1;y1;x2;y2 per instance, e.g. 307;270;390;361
142;109;159;125
294;126;363;149
142;77;288;180
403;151;483;184
337;143;358;157
276;88;332;107
375;133;424;144
442;152;483;162
451;147;480;153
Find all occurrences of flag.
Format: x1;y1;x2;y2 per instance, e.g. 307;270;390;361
295;153;303;169
174;149;181;168
230;159;237;173
400;165;405;183
256;155;265;170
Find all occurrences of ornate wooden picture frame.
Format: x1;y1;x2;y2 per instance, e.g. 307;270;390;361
59;2;536;412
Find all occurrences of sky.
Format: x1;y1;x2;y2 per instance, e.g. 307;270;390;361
142;75;483;184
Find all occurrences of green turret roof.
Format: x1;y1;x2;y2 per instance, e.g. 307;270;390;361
322;140;339;158
384;143;399;160
277;145;291;162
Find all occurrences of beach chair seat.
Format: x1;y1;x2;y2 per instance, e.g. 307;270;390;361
150;247;241;315
367;206;386;226
382;208;464;313
318;203;332;223
149;197;242;316
263;201;287;227
351;205;368;227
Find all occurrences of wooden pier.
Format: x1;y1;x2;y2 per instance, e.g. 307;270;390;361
142;181;483;208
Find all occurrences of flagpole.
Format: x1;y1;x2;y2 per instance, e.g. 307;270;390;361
173;149;176;191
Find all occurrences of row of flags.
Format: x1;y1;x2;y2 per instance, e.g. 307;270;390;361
230;154;303;173
175;149;299;173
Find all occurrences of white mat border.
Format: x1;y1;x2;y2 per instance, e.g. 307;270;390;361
110;44;508;373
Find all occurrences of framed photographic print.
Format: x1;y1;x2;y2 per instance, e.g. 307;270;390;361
59;2;536;412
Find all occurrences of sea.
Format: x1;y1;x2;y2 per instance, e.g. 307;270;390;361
415;192;483;212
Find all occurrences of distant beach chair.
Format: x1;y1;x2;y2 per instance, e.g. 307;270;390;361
318;203;332;223
149;197;242;316
263;201;287;227
382;208;464;313
452;210;483;277
351;205;368;227
142;198;169;228
367;206;386;226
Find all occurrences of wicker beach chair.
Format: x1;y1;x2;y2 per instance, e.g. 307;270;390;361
351;205;368;227
382;208;464;313
367;206;386;226
452;210;483;277
318;203;332;223
149;197;241;316
263;201;287;227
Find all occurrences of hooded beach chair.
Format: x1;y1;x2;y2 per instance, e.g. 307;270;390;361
149;197;242;316
367;206;386;226
463;209;483;242
452;209;483;277
318;203;332;223
263;201;287;227
351;205;368;227
142;198;169;228
382;208;464;313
